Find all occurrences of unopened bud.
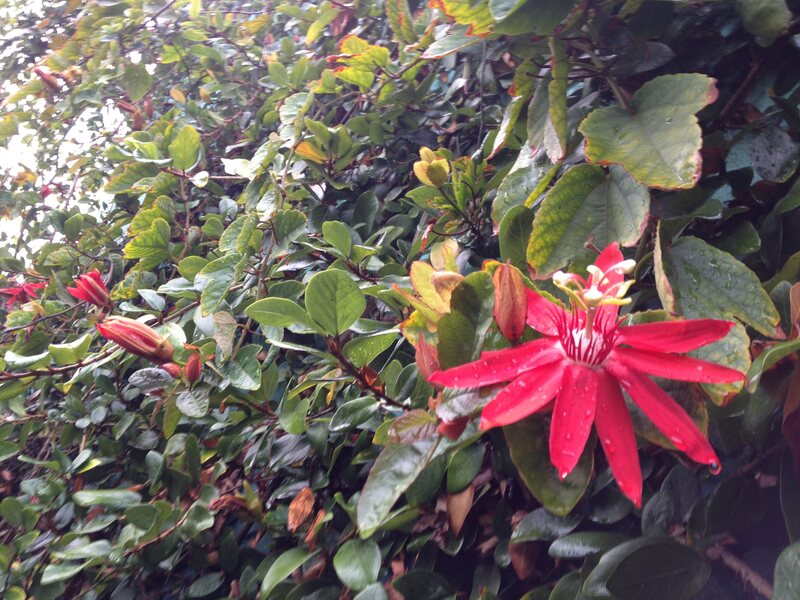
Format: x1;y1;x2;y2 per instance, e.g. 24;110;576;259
97;316;173;364
492;263;527;343
185;352;203;384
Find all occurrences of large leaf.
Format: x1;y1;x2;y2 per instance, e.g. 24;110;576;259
123;218;171;270
246;297;317;331
655;232;780;336
504;415;594;516
356;438;439;537
73;489;142;509
305;269;366;336
527;165;649;276
333;539;381;591
386;0;416;43
579;74;718;189
583;537;709;600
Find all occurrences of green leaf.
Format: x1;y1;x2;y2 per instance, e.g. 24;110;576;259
583;537;709;600
545;38;568;162
488;0;526;21
527;165;649;276
343;332;396;368
437;271;495;369
41;562;88;585
386;0;417;43
48;334;92;366
504;415;593;516
391;570;454;599
775;542;800;600
356;438;439;537
73;489;142;509
305;269;365;335
489;95;525;158
0;441;20;462
121;62;152;101
4;350;50;369
431;0;494;36
333;539;381;591
176;387;210;418
178;256;208;280
224;344;262;390
354;584;389;600
219;214;258;254
655;232;780;337
746;338;800;392
329;397;378;433
195;253;243;316
579;74;718;189
510;508;582;543
422;30;480;59
548;532;630;559
322;220;352;257
246;297;316;331
499;204;534;271
105;163;159;195
123;217;171;270
260;548;317;598
187;572;223;598
168;124;202;171
736;0;791;44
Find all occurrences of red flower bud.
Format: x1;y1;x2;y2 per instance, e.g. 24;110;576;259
492;263;527;344
185;352;203;384
437;417;469;440
67;270;110;308
160;362;182;378
97;316;173;363
416;336;441;383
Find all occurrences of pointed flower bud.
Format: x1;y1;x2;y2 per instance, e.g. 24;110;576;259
415;335;441;382
67;270;110;308
492;263;527;343
97;316;173;363
413;147;450;188
185;351;204;384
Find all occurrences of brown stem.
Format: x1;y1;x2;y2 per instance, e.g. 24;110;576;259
706;543;773;599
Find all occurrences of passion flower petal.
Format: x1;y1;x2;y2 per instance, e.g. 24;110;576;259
428;338;561;388
606;362;720;469
549;363;599;478
612;347;744;384
525;289;566;336
617;319;735;353
479;359;564;429
594;370;643;507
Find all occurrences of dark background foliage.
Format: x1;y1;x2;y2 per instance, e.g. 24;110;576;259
1;0;800;598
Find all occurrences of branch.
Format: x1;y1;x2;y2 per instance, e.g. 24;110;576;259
706;542;774;599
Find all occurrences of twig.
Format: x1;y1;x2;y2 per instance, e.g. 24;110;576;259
706;543;774;599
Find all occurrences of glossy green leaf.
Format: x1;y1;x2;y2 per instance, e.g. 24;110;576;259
246;297;316;331
583;537;709;600
333;539;381;591
504;415;594;516
168;124;202;171
305;269;366;335
121;62;152;101
73;489;142;509
195;253;243;315
260;548;317;598
775;542;800;600
437;271;494;369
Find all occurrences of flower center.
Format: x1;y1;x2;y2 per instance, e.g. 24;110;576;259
560;324;615;366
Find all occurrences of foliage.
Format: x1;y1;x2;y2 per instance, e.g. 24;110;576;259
1;0;800;598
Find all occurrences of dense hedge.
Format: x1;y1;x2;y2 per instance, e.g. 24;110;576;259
2;0;800;598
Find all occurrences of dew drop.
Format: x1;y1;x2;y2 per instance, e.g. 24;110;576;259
709;461;722;475
565;433;572;440
562;411;568;417
669;435;685;450
559;471;570;480
696;365;704;372
585;409;592;418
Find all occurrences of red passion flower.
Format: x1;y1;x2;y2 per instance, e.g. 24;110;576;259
0;281;46;308
428;244;744;506
67;269;111;308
